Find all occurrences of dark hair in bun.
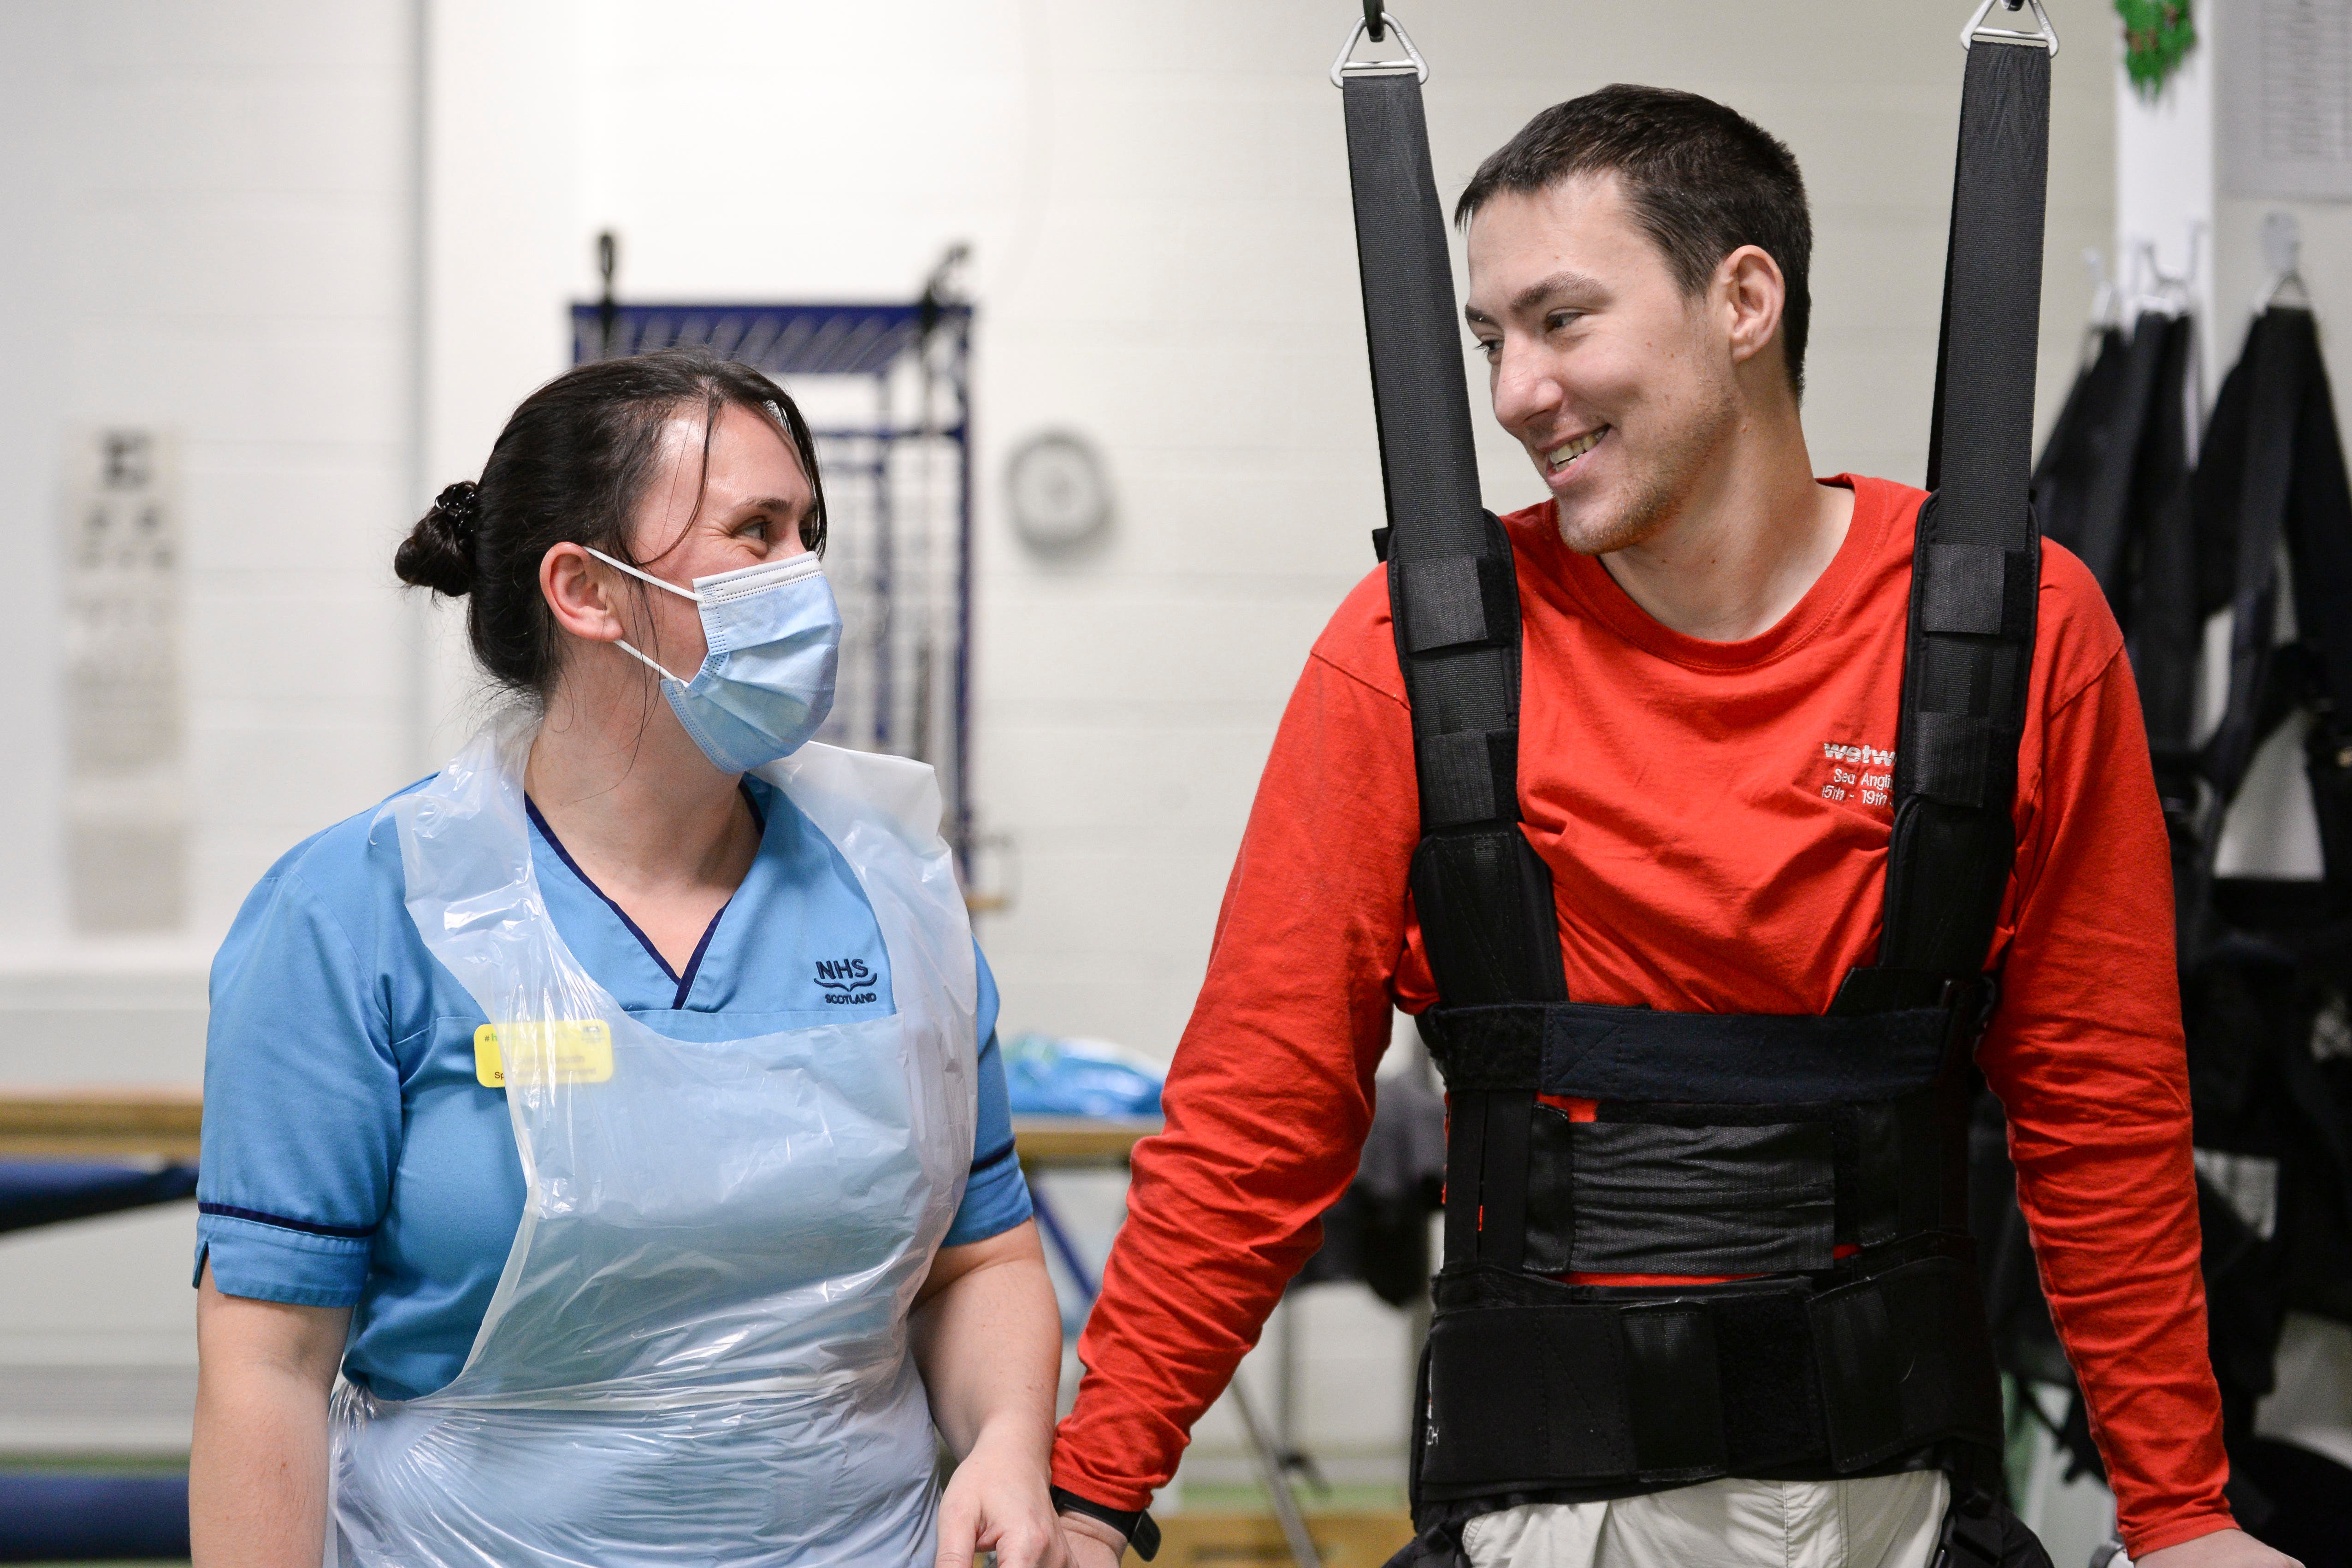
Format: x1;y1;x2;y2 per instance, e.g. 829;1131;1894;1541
394;482;483;596
392;348;827;695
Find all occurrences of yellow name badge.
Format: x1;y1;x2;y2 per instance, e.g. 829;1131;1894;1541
473;1021;615;1088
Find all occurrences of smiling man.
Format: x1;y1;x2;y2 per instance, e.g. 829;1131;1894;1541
1050;88;2286;1568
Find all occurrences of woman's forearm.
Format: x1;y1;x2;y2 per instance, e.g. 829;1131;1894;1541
190;1359;333;1566
189;1267;348;1568
911;1220;1062;1460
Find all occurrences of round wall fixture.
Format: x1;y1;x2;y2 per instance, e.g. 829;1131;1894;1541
1005;430;1112;553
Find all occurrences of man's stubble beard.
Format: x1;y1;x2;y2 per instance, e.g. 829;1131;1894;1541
1550;383;1739;558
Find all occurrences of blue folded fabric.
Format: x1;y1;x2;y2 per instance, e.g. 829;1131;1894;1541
1001;1033;1163;1118
0;1471;190;1561
0;1161;198;1237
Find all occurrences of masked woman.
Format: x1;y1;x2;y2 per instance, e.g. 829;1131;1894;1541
188;350;1066;1568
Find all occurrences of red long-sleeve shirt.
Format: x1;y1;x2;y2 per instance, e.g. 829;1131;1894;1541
1051;476;2235;1558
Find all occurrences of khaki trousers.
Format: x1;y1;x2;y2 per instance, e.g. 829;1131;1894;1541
1460;1472;1949;1568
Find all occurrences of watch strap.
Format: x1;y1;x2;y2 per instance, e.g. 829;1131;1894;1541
1050;1485;1161;1562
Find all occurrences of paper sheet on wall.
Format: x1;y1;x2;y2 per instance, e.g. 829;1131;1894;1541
64;427;188;933
2222;0;2352;200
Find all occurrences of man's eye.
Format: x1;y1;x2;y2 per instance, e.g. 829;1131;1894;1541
1547;312;1582;333
1475;338;1501;359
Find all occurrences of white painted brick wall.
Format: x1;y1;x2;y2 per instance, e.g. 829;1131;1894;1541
0;0;419;959
0;0;418;1450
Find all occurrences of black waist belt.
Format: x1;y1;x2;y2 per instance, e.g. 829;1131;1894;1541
1424;997;1970;1277
1419;1254;2003;1497
1421;1000;1957;1101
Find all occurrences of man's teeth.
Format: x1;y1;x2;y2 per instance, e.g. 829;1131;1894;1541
1547;429;1606;469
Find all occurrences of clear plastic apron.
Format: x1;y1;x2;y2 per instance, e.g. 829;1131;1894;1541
330;715;977;1567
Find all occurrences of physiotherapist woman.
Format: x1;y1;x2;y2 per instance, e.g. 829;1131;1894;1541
188;349;1067;1568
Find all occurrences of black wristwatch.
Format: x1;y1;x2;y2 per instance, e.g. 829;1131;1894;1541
1050;1486;1161;1562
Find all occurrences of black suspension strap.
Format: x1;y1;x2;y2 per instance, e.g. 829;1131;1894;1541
2064;311;2173;604
2128;314;2202;827
2181;306;2352;943
1335;10;1564;1275
1872;9;2052;987
2030;322;2127;552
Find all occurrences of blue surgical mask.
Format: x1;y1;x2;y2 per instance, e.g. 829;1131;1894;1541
585;547;842;772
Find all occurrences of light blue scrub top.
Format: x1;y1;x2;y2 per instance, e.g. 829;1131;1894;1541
195;773;1030;1402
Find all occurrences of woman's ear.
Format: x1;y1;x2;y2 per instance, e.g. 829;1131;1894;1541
540;543;627;644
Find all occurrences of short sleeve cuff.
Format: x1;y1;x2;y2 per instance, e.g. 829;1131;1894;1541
942;1139;1034;1248
195;1210;371;1308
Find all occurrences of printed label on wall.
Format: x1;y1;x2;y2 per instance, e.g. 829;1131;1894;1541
64;427;188;934
2222;0;2352;199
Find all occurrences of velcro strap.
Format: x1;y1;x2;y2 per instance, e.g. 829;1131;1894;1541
1422;1302;1638;1485
1838;1093;1943;1249
1417;728;1517;826
1401;554;1516;654
1918;544;2035;638
1417;1255;1999;1496
1908;710;1996;808
1807;1254;2003;1469
1420;1293;1807;1485
1620;1303;1728;1478
1422;1002;1948;1102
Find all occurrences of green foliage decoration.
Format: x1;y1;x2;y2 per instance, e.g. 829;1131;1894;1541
2116;0;2197;99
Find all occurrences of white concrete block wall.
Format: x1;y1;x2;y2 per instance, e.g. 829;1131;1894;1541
0;1;420;963
0;0;419;1450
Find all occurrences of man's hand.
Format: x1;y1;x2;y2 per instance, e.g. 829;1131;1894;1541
932;1427;1069;1568
1057;1508;1128;1568
2137;1527;2300;1568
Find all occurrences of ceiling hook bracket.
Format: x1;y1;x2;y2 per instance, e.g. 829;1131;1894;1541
1961;0;2059;55
1330;10;1428;88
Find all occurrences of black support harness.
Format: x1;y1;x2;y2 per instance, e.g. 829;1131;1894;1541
1333;6;2059;1558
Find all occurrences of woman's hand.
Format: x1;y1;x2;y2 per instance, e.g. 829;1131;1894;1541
934;1420;1070;1568
2137;1528;2300;1568
912;1221;1067;1568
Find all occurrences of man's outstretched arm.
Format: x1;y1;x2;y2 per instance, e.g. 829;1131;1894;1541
1978;638;2267;1563
1052;628;1420;1522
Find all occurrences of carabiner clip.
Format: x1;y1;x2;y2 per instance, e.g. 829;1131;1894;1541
1960;0;2059;55
1330;10;1429;87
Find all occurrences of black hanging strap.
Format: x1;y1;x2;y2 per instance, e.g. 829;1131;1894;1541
2031;323;2127;554
1339;20;1563;1276
2065;312;2172;603
2181;307;2352;934
2204;312;2319;802
1870;31;2051;984
2129;315;2203;825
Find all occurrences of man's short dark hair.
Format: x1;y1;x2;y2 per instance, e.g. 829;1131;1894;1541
1456;84;1812;396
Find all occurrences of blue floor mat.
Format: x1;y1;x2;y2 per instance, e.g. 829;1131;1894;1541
0;1473;189;1562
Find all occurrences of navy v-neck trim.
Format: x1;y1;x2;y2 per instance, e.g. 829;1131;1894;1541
523;783;766;1009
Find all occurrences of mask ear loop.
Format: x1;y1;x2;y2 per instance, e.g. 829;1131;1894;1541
583;545;701;683
611;637;689;685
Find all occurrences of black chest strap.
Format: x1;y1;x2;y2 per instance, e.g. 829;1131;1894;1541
1343;46;1564;1277
1867;31;2047;991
